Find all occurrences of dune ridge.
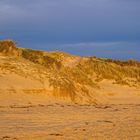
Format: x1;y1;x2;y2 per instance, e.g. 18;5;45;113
0;40;140;105
0;40;140;140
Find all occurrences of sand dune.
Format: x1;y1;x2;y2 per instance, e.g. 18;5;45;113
0;40;140;139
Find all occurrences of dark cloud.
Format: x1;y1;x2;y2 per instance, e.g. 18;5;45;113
0;0;140;59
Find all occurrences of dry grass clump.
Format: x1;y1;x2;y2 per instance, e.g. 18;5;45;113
65;67;96;86
22;49;62;69
0;40;20;56
49;76;76;101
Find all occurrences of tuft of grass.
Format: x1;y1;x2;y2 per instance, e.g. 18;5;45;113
49;76;76;101
0;40;20;56
22;49;62;69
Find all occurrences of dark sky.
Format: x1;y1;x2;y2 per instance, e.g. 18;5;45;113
0;0;140;60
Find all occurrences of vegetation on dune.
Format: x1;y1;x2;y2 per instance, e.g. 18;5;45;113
0;40;140;89
0;40;62;69
0;40;16;50
22;49;62;69
0;40;20;56
105;58;140;67
80;58;140;86
49;75;76;101
94;59;139;78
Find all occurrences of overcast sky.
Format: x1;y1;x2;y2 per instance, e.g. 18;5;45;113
0;0;140;60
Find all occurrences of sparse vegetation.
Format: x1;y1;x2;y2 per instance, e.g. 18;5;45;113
105;58;140;67
22;49;62;69
49;76;76;101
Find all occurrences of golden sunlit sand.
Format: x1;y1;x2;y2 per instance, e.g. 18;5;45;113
0;40;140;139
0;103;140;140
